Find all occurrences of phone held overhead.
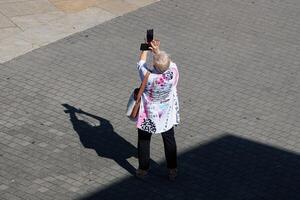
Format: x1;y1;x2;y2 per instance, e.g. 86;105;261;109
140;29;154;51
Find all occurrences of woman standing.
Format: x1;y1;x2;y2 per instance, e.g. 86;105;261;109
135;40;180;181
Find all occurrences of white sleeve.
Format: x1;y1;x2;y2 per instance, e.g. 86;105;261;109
137;60;149;80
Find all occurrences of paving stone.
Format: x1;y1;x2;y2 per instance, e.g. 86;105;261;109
10;11;66;30
95;0;138;15
49;0;99;13
0;184;9;190
0;13;15;28
125;0;159;7
0;0;57;18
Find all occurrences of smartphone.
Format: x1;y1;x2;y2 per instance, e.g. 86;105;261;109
140;43;150;51
140;29;154;51
147;29;154;43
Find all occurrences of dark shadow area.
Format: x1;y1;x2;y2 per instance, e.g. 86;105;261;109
77;134;300;200
63;104;158;175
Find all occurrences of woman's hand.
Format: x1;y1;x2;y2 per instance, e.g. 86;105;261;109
149;39;160;54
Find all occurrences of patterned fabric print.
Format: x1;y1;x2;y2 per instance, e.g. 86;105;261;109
137;103;147;128
174;92;180;124
163;104;172;130
140;118;157;134
136;60;180;134
146;83;172;103
145;72;173;103
163;71;173;81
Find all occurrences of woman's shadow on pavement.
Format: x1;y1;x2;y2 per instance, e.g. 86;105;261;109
62;104;146;175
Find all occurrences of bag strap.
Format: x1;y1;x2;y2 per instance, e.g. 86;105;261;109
136;71;150;103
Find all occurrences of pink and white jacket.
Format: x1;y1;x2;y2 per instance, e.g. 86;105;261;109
136;60;180;134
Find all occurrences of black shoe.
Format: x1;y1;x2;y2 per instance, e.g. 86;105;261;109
168;168;178;181
135;169;148;178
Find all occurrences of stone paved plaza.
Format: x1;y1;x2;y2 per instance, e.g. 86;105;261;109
0;0;300;199
0;0;158;63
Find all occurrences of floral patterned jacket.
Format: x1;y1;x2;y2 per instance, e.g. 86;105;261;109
136;60;180;134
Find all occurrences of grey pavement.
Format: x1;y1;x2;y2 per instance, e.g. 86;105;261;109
1;0;300;199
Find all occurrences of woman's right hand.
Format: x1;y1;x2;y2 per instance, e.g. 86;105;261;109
150;39;160;54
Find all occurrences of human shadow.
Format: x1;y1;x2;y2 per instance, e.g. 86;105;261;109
77;134;300;200
62;104;145;175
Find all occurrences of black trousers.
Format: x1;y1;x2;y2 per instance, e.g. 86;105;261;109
138;127;177;170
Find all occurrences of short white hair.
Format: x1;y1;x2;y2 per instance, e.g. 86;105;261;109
153;51;170;73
